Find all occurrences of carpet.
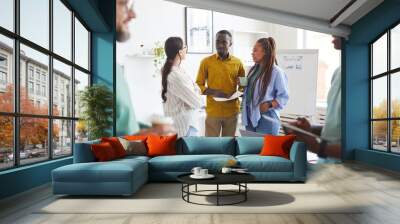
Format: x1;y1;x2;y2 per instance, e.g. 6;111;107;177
38;183;362;214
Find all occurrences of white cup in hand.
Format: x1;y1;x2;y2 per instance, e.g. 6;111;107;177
239;77;248;86
191;167;202;176
221;167;232;173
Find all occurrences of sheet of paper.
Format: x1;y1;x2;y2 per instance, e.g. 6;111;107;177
262;115;324;143
213;91;243;102
240;116;325;143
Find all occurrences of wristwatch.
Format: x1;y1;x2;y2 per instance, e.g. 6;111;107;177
317;140;328;158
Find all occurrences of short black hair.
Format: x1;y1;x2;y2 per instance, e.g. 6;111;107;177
216;30;232;39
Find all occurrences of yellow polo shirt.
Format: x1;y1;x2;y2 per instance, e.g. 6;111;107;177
196;54;245;118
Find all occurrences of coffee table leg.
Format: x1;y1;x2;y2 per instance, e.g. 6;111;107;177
187;184;190;202
217;184;219;206
245;183;247;201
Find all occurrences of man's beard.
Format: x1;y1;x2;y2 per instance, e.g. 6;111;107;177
117;30;131;42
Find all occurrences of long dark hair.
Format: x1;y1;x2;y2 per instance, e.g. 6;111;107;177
161;37;183;103
249;37;277;105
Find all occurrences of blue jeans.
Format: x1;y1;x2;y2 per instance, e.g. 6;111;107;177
246;110;280;135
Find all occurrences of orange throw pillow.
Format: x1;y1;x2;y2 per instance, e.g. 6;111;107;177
146;134;177;157
101;137;127;158
260;135;296;159
91;142;117;162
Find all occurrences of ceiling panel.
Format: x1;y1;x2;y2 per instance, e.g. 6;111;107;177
166;0;384;37
222;0;352;21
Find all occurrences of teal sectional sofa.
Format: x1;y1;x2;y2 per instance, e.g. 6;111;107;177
52;137;307;196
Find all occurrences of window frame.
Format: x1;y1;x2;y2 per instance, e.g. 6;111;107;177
0;0;92;171
370;20;400;154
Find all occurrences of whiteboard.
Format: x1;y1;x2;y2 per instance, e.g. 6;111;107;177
276;49;318;116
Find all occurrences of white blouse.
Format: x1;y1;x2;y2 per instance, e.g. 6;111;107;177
163;65;203;137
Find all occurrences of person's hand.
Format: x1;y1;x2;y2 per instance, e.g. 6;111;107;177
259;102;270;113
285;117;311;135
294;117;311;130
236;77;241;86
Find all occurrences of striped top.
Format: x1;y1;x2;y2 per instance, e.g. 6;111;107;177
163;65;204;137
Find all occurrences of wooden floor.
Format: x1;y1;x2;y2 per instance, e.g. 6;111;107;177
1;162;400;224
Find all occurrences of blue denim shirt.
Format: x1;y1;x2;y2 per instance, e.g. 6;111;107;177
242;65;289;127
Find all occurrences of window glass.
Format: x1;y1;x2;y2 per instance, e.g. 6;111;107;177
0;116;14;170
20;44;49;115
53;119;72;158
53;0;72;60
391;24;400;70
372;77;387;119
75;120;88;143
74;69;89;118
0;35;14;113
20;0;49;49
0;0;14;31
53;59;72;117
372;34;387;76
372;121;388;151
391;120;400;153
74;18;89;69
391;72;400;118
20;117;49;165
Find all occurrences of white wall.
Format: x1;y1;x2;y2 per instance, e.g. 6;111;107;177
117;0;299;124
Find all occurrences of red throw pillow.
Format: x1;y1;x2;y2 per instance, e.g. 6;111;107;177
91;142;117;161
146;134;177;157
101;137;127;158
260;135;296;159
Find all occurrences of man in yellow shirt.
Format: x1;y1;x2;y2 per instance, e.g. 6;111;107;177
196;30;245;137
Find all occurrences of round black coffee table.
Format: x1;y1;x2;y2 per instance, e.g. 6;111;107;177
177;173;255;206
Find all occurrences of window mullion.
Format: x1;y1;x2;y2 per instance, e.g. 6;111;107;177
14;0;20;167
71;10;76;155
387;30;392;152
48;0;54;160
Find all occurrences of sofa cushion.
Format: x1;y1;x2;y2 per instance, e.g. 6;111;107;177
91;142;118;161
74;140;100;163
118;138;147;156
149;154;235;172
101;137;127;158
53;159;147;183
236;137;264;155
236;155;293;172
147;134;177;157
115;155;150;163
260;135;296;159
178;137;235;155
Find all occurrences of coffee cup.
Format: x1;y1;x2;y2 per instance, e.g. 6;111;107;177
199;169;208;176
239;77;248;86
191;167;202;176
221;167;232;174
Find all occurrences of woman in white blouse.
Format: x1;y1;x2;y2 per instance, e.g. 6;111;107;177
161;37;203;137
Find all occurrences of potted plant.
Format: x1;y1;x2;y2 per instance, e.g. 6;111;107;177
79;84;113;140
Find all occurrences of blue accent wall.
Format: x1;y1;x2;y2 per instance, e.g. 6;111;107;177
344;0;400;171
0;0;116;200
